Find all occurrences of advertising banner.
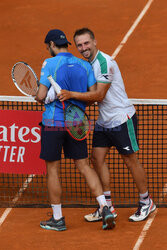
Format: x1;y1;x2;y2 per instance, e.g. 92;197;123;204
0;110;46;175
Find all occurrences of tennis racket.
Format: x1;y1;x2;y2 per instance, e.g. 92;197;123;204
47;75;91;141
11;61;39;97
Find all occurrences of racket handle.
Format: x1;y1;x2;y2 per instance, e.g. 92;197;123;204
47;75;62;94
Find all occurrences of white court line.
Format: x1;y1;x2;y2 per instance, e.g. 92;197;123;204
0;174;35;227
133;183;167;250
111;0;154;59
112;0;163;248
133;210;158;250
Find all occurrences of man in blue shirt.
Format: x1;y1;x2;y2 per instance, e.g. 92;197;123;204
35;29;115;231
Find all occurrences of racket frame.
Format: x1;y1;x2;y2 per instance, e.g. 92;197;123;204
47;75;91;141
64;103;91;141
11;61;39;97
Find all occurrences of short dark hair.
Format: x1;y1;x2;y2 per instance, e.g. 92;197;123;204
73;28;95;41
49;41;68;48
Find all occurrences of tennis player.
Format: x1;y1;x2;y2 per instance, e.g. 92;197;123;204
56;28;156;222
35;29;115;231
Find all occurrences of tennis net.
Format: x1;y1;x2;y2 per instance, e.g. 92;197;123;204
0;96;167;207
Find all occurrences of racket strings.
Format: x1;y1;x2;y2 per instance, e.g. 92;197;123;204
65;105;90;140
13;63;38;96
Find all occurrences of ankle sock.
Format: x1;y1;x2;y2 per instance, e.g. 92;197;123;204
139;191;150;205
96;194;107;211
51;204;62;220
103;191;112;207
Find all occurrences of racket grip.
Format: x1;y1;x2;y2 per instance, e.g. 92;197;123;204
47;75;62;94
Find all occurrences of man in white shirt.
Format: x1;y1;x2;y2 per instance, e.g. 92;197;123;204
55;28;156;222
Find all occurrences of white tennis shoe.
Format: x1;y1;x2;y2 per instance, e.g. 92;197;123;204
129;199;156;222
84;206;117;222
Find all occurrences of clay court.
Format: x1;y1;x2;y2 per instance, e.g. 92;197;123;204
0;0;167;249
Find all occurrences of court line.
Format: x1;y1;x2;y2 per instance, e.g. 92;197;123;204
0;174;35;227
111;0;161;248
133;183;167;250
133;210;158;250
111;0;154;59
113;0;165;247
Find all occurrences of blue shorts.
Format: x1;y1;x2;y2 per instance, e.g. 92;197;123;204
40;125;88;161
92;114;139;155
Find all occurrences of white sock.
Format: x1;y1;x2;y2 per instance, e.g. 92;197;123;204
96;195;107;211
139;191;150;205
51;204;62;220
103;191;112;207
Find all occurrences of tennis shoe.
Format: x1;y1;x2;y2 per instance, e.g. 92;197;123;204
84;206;117;222
129;199;156;222
102;206;116;230
40;216;66;231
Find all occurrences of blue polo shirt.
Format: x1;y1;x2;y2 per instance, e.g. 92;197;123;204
40;52;96;126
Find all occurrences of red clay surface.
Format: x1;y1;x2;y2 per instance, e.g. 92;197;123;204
0;208;166;250
1;0;166;98
0;0;167;249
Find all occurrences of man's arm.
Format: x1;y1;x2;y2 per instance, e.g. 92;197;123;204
35;84;48;103
57;82;110;103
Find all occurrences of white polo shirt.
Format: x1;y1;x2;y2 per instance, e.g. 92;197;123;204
91;50;135;128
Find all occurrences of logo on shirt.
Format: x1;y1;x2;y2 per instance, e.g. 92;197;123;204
102;73;113;81
103;74;109;80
